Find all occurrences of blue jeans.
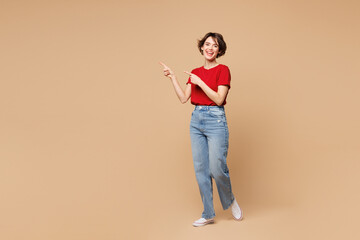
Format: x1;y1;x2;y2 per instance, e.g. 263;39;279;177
190;105;235;219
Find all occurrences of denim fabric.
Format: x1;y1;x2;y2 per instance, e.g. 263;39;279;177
190;105;235;219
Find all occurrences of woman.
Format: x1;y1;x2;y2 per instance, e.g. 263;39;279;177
159;32;243;227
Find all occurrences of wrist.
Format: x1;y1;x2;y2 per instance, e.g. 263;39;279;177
198;80;205;87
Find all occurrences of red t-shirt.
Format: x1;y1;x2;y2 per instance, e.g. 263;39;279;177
186;64;231;106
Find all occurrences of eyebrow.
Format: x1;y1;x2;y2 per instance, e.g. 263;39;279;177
205;41;218;45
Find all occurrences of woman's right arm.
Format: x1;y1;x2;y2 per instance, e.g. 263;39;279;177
160;61;191;104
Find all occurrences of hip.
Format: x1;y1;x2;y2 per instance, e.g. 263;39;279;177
190;105;228;128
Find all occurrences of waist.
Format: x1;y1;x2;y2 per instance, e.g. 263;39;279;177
194;105;224;111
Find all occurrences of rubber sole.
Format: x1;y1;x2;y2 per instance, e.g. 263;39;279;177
233;210;244;221
192;219;215;227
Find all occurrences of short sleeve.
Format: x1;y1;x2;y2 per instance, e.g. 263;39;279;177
218;66;231;89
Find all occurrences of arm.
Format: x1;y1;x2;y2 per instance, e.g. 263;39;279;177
184;71;229;106
160;61;191;104
197;82;229;106
170;77;191;104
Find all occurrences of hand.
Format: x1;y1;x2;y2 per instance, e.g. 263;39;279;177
184;71;202;86
159;61;175;79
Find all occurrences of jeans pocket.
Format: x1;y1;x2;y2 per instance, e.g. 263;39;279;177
209;109;225;118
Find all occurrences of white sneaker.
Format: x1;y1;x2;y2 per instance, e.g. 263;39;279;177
231;199;243;221
192;217;215;227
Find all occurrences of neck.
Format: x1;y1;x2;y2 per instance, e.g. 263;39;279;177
204;59;218;69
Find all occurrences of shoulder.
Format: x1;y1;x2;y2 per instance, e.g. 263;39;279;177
218;64;231;75
219;64;230;71
191;66;203;73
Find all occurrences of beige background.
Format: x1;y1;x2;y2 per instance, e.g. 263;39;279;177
1;0;359;239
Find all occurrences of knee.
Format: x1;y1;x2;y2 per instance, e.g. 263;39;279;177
210;166;224;180
210;162;229;180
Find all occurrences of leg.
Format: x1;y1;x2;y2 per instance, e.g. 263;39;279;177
190;123;215;219
207;122;234;210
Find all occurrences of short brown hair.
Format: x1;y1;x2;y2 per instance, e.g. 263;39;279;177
197;32;227;58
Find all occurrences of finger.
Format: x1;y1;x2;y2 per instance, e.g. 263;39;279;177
184;71;192;76
159;61;169;69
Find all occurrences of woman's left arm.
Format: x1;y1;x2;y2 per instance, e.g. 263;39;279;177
184;71;229;106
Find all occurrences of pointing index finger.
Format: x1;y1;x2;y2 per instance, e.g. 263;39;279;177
159;61;168;69
184;71;192;76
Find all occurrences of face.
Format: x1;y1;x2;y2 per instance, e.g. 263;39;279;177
201;37;220;61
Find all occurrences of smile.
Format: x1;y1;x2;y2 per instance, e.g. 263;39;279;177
206;51;214;57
